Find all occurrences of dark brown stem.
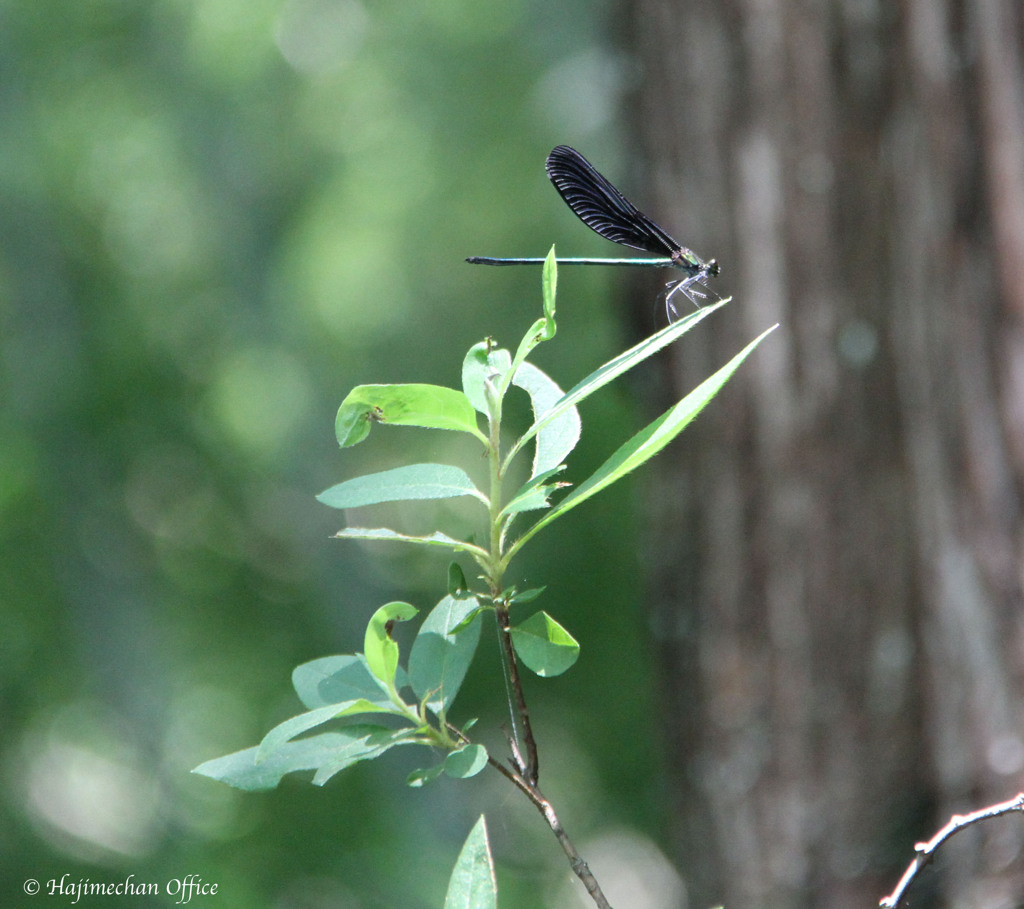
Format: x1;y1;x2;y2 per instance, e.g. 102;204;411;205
494;602;539;785
487;755;614;909
483;598;610;906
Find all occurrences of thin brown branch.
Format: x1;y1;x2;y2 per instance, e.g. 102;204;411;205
482;600;611;907
879;792;1024;908
486;754;614;909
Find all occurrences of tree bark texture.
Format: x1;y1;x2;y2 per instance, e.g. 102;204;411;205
623;2;1024;906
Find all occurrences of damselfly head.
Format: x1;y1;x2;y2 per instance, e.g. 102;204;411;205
670;247;719;278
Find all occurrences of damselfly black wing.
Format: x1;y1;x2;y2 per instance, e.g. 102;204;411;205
545;145;684;260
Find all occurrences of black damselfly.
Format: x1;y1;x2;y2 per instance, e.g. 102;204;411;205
467;145;720;318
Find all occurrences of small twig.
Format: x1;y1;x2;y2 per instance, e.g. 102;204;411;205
503;724;528;777
487;754;614;909
879;792;1024;907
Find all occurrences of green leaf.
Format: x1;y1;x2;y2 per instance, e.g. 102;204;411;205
444;816;497;909
311;726;422;786
332;527;488;560
444;744;489;779
505;299;727;470
364;601;418;692
407;764;446;788
500;467;568;518
541;246;557;332
510;611;580;677
510;324;775;556
512;361;580;478
408;593;484;713
334;384;486;447
256;700;399;762
449;603;490;635
462;343;512;415
317;463;487;509
503;250;560;394
291;654;392;710
192;729;387;792
507;586;545;605
507;315;548;376
447;561;469;595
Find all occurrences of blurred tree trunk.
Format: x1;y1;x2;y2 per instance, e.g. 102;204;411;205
623;1;1024;906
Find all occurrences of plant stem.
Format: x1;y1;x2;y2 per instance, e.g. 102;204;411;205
487;755;613;909
494;601;539;785
486;382;505;564
480;359;608;906
484;381;538;784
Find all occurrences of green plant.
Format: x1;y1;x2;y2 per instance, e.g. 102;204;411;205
194;249;775;907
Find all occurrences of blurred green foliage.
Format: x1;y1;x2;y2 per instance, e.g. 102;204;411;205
0;1;668;906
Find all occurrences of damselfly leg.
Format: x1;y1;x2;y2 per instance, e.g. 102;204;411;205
662;264;721;321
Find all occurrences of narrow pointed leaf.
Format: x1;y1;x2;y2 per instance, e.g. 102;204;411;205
193;729;384;792
332;527;488;560
444;816;497;909
256;700;401;762
500;467;568;518
505;299;727;469
512;325;775;554
507;317;549;382
507;586;545;605
449;602;490;635
541;246;557;329
317;463;486;509
504;249;559;390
